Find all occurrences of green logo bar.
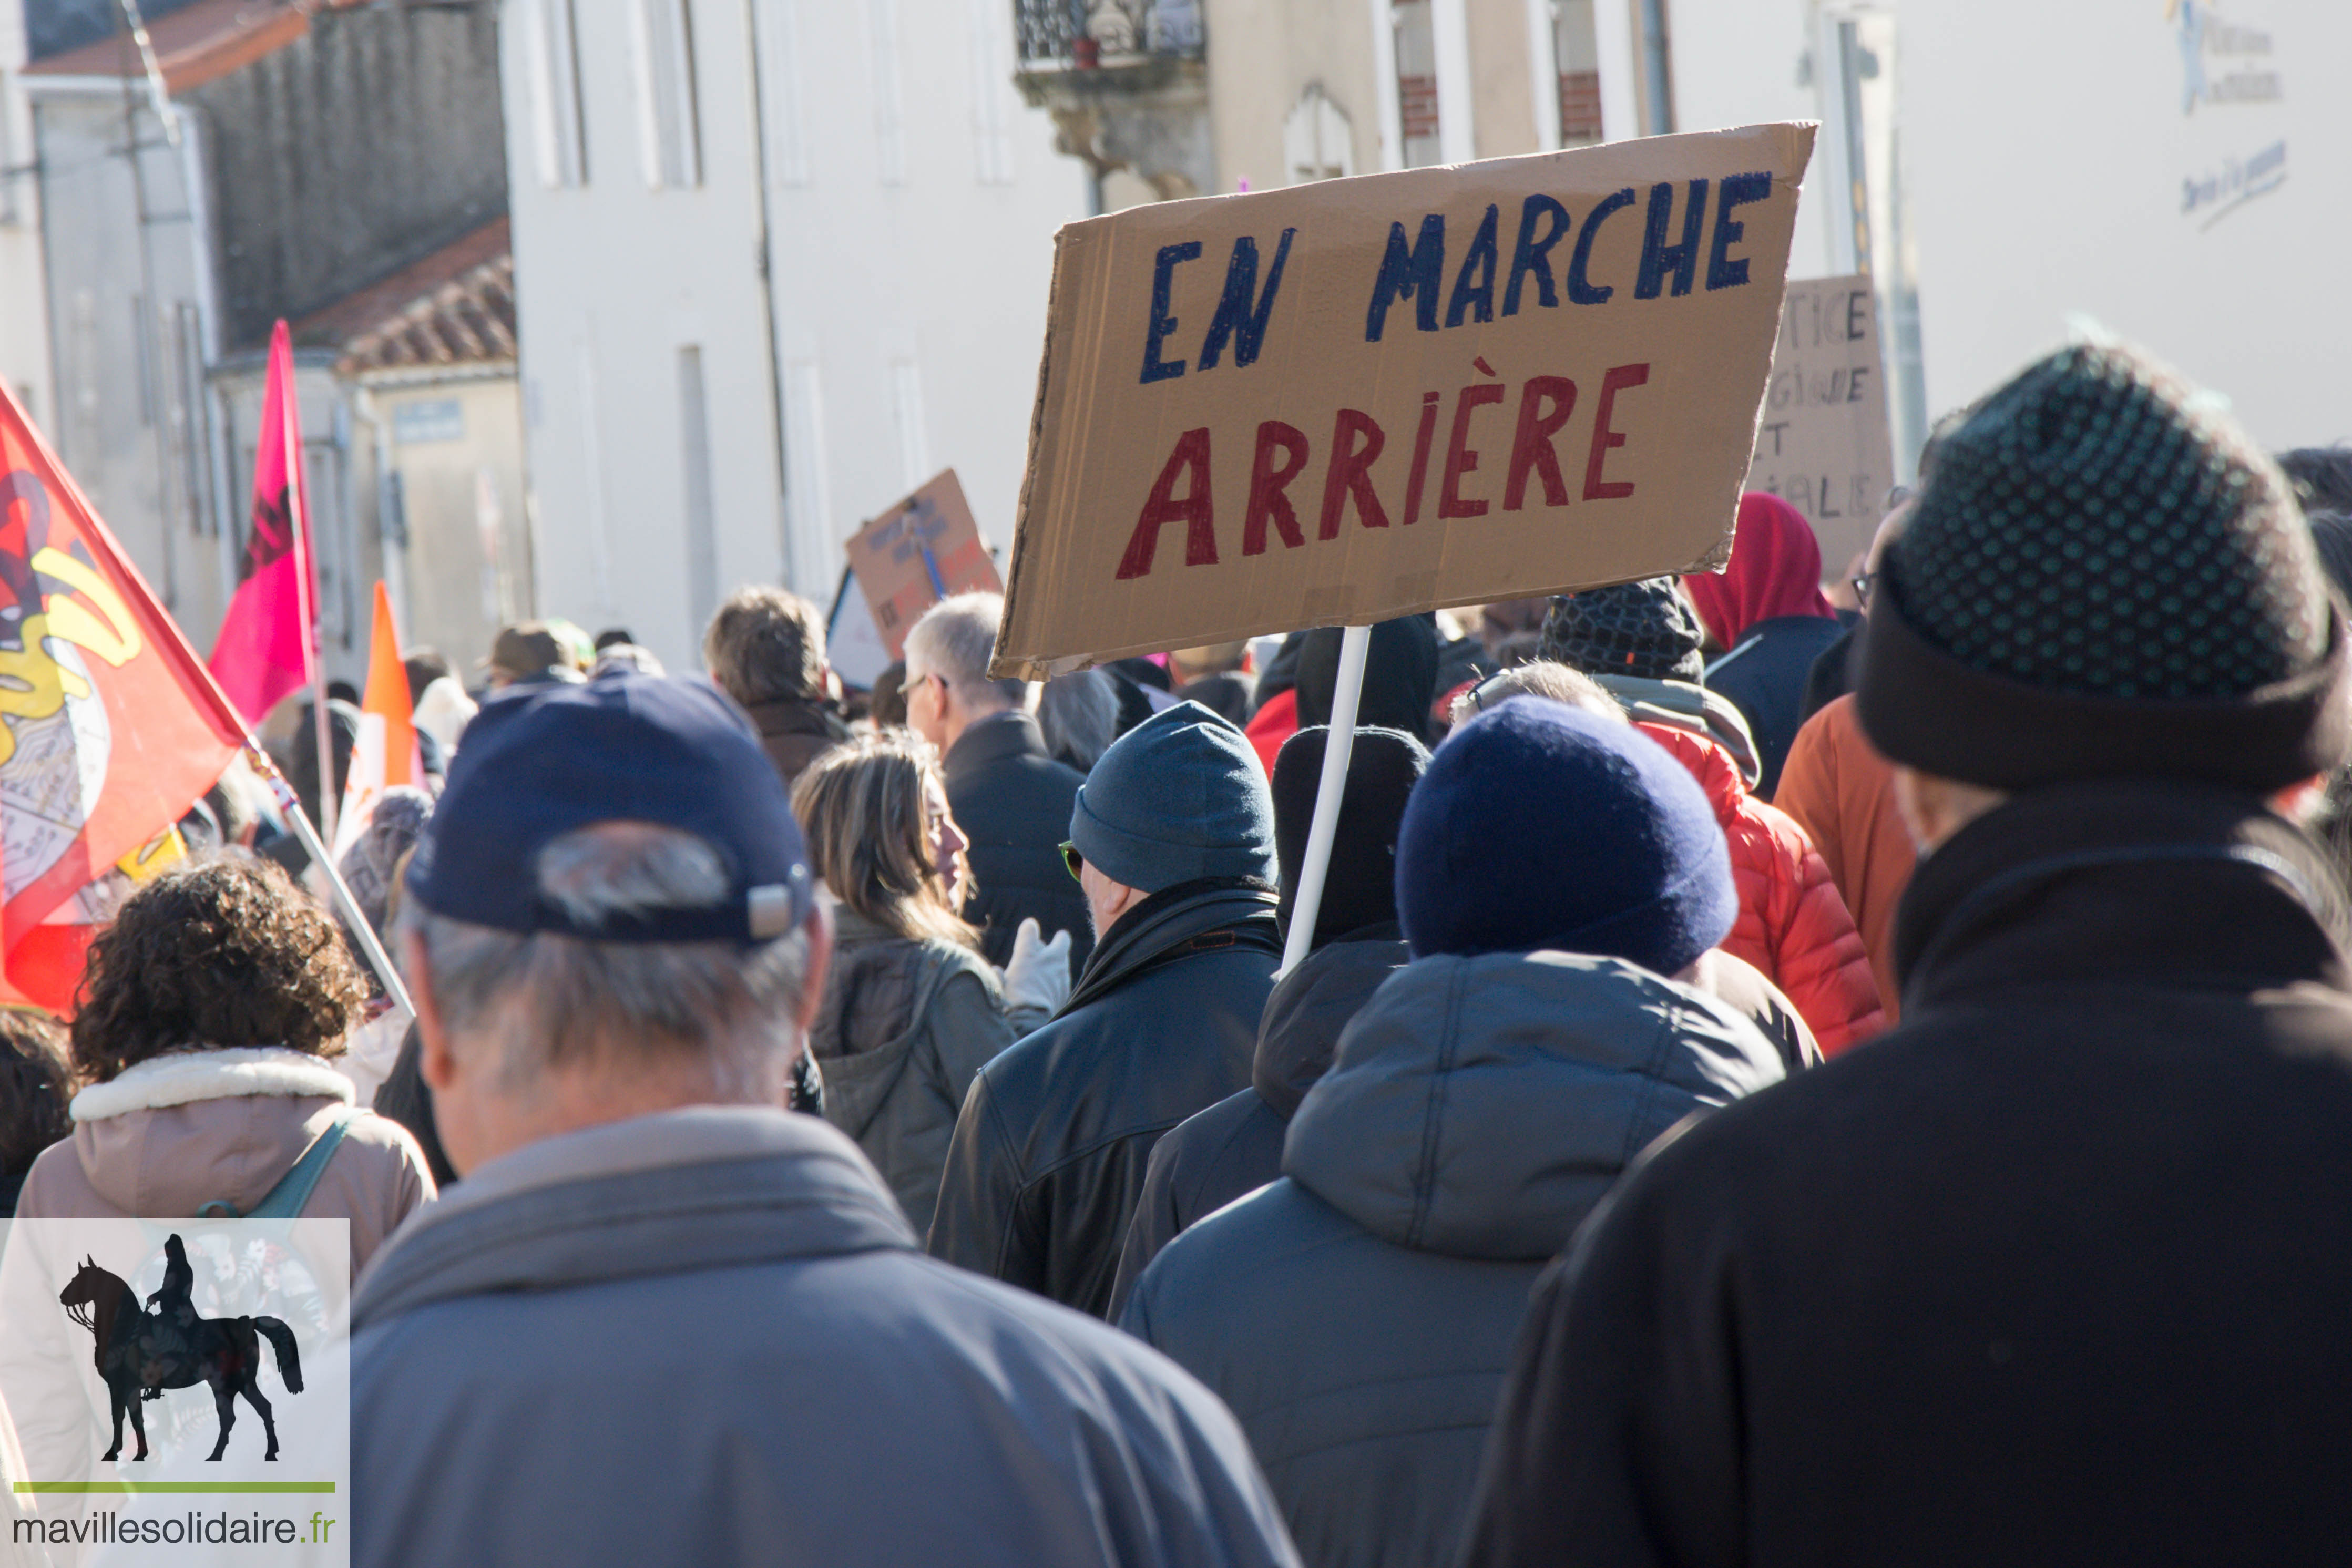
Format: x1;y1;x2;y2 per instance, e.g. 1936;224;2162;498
14;1482;337;1493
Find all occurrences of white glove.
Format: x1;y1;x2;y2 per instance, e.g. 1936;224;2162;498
1001;917;1073;1018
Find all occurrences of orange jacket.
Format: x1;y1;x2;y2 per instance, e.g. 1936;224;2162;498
1637;721;1886;1053
1771;695;1916;1027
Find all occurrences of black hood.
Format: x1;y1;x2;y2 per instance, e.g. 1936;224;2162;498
1251;926;1409;1120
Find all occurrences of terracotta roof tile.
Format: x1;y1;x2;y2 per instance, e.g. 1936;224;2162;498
291;217;516;376
25;0;315;93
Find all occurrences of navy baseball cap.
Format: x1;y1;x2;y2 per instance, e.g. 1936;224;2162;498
405;673;813;944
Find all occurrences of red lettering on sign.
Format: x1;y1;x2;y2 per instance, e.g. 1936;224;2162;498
1402;392;1441;526
1582;363;1649;501
1116;427;1219;579
1317;409;1391;539
1242;421;1311;556
1504;376;1578;510
1439;383;1507;519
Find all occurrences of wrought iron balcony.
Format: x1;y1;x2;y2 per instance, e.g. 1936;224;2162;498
1014;0;1204;73
1014;0;1209;199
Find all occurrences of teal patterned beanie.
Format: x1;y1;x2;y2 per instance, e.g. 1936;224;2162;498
1857;342;2349;791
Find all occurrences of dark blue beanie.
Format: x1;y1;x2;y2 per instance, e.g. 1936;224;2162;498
1070;699;1275;893
1396;699;1735;972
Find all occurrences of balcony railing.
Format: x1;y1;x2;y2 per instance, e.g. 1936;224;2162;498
1014;0;1204;70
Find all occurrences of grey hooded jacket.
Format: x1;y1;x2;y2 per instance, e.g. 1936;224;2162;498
809;908;1021;1235
1120;952;1783;1568
351;1107;1301;1568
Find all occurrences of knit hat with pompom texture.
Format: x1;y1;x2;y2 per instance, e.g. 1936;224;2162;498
1857;341;2348;791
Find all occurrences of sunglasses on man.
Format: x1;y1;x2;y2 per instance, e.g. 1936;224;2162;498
1060;841;1085;882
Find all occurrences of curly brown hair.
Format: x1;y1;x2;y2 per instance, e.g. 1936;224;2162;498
0;1008;70;1180
70;856;367;1084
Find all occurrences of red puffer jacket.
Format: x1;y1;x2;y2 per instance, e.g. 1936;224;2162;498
1637;721;1886;1053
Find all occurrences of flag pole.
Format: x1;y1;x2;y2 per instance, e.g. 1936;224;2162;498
282;339;337;849
246;743;413;1017
1276;622;1369;980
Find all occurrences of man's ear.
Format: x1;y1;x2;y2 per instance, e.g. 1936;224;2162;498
405;930;460;1094
2273;772;2331;826
1893;766;2010;855
792;901;834;1034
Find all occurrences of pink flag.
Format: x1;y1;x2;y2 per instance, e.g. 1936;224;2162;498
208;320;316;726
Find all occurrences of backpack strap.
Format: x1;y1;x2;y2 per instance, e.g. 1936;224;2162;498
199;1109;354;1222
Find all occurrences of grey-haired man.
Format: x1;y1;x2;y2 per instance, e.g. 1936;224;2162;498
351;673;1297;1568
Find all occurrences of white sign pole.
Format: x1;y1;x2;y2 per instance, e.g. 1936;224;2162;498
1276;623;1369;979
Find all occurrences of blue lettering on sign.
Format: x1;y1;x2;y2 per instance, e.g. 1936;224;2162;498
1363;214;1446;342
1198;229;1298;371
1141;241;1203;383
1504;194;1572;315
1635;179;1709;300
1139;166;1775;381
1705;172;1771;290
1444;204;1501;327
1568;188;1635;305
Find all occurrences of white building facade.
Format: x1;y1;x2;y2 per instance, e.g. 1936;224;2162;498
500;0;1089;670
0;0;53;430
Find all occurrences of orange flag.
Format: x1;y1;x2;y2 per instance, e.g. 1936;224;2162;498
333;581;420;859
0;383;248;1011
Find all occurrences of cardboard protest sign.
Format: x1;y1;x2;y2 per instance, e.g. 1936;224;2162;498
845;469;1003;661
991;122;1817;679
1746;274;1897;576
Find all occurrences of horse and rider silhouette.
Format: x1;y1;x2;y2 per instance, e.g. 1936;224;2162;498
57;1235;304;1463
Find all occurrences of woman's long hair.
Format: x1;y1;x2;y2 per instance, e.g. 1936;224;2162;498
792;733;979;951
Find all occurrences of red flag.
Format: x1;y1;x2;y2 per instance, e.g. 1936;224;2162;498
207;320;316;727
0;382;248;1010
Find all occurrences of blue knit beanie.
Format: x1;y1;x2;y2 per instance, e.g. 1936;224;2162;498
1069;699;1275;893
1396;699;1735;972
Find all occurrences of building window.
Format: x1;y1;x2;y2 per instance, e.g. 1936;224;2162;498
633;0;702;189
1553;0;1603;145
525;0;588;188
782;360;832;595
760;0;812;187
1635;0;1675;137
678;346;719;632
870;0;908;186
1284;85;1355;184
965;0;1014;185
888;358;928;489
1392;1;1440;168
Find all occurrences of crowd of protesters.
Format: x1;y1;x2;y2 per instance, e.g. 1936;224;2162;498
3;338;2352;1566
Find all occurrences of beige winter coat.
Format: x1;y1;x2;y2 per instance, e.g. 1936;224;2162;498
15;1047;433;1269
0;1047;434;1504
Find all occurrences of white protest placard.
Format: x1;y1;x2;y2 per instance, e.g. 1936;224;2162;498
1745;273;1898;577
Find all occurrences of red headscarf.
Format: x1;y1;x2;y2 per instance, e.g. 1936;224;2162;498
1683;491;1837;650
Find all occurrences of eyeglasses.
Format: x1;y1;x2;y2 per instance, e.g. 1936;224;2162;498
1851;571;1877;611
1059;841;1085;883
1461;669;1518;715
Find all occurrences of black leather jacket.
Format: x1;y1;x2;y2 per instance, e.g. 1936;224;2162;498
925;877;1282;1317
